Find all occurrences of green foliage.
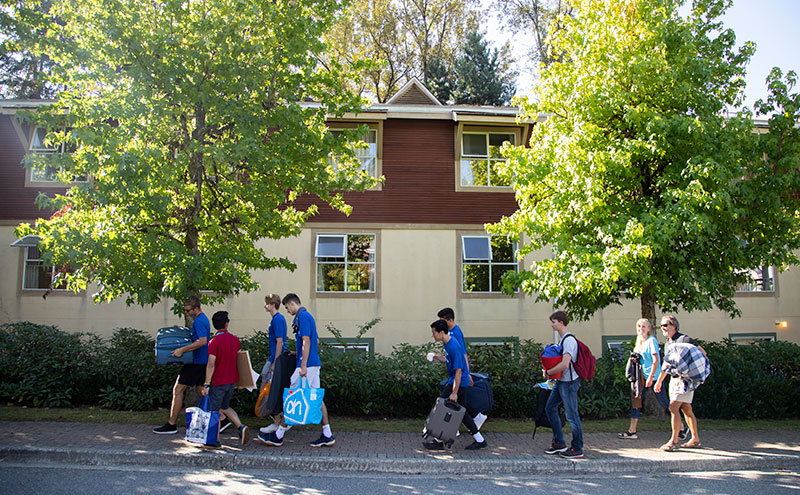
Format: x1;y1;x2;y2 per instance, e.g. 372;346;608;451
1;321;797;421
489;0;800;323
693;339;800;419
0;0;60;98
451;30;517;106
14;0;376;314
0;322;97;407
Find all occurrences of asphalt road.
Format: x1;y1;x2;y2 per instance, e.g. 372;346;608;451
1;463;799;495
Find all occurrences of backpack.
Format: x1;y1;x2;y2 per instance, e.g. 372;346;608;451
562;334;596;381
532;383;566;440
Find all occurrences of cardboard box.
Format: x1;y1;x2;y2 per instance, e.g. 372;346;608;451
235;350;258;390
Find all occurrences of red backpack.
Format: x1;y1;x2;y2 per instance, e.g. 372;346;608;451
562;334;596;381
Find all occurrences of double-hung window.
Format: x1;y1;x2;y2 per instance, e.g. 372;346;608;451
315;233;376;293
461;235;519;293
460;132;515;187
329;124;380;180
28;126;85;183
22;246;68;291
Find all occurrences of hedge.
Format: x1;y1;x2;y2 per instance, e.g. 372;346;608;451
1;321;797;420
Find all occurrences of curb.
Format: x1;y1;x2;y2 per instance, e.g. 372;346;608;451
3;446;799;475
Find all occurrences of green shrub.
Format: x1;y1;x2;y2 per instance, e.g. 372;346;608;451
1;321;798;420
693;339;800;419
0;322;99;407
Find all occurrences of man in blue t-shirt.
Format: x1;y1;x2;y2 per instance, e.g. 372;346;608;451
153;296;211;435
431;308;487;429
259;293;289;436
256;293;334;448
424;319;487;451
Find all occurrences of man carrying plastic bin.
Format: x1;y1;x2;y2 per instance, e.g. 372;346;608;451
153;296;210;435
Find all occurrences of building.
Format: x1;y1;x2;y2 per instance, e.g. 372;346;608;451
1;80;796;356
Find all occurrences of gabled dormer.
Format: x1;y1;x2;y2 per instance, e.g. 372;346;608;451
386;78;442;106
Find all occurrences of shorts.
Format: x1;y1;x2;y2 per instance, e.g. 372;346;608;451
290;366;321;388
208;383;235;411
669;377;694;403
178;364;206;387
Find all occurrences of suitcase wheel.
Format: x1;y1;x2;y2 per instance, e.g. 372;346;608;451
445;440;454;449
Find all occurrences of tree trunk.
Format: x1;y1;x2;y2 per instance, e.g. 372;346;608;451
640;284;656;326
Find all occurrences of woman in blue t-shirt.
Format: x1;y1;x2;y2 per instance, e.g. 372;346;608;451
618;318;670;439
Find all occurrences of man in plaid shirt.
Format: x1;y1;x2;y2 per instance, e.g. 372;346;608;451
654;315;707;451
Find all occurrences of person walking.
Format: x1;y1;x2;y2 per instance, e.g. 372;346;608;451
152;296;211;435
200;311;249;447
542;311;584;459
256;293;335;447
618;318;671;439
654;315;706;451
424;319;487;451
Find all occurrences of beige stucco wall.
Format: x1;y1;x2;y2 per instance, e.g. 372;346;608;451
2;224;798;358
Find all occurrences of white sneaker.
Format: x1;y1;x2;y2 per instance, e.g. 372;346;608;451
474;413;487;431
260;424;290;434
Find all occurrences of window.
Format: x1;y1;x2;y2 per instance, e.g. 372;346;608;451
28;126;85;183
330;127;379;178
316;233;376;293
465;337;519;352
460;132;515;187
736;266;775;292
461;235;518;293
319;337;374;355
601;335;634;357
22;246;68;291
729;333;776;345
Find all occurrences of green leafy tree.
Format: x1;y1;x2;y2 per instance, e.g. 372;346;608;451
15;0;376;315
494;0;573;68
452;29;517;106
489;0;800;324
0;0;59;98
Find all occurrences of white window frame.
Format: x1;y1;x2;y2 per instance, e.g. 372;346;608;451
315;233;376;293
315;234;347;258
460;235;519;294
328;122;382;183
462;235;492;261
22;245;69;291
27;125;87;184
729;333;776;345
459;131;515;187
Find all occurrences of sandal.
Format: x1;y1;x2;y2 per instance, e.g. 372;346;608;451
618;431;638;439
681;441;703;449
660;442;679;452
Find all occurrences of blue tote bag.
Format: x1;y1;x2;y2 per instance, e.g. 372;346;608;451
185;396;220;445
283;377;325;425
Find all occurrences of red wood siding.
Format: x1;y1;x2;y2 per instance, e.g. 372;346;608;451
0;115;61;222
293;119;519;225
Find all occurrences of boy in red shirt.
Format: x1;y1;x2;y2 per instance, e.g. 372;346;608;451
200;311;249;447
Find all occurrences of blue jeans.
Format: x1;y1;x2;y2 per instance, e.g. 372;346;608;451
546;378;583;452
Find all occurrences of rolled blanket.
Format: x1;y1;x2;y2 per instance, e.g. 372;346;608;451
662;342;710;393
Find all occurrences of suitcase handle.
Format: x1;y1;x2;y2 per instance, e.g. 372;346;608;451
444;399;462;411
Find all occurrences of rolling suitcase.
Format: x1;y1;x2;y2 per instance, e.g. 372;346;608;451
422;398;465;448
532;383;566;440
155;326;194;365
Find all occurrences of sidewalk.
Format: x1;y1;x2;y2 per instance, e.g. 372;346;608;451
1;421;798;475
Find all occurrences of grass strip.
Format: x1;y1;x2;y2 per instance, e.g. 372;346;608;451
2;405;798;433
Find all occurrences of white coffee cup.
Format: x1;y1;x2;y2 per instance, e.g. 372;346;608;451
426;352;435;362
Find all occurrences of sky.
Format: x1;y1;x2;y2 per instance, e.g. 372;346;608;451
484;0;800;110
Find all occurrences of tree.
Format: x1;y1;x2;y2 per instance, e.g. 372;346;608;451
15;0;376;315
323;0;413;103
0;0;59;98
488;0;800;324
493;0;573;68
451;30;517;106
423;56;452;103
326;0;479;102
